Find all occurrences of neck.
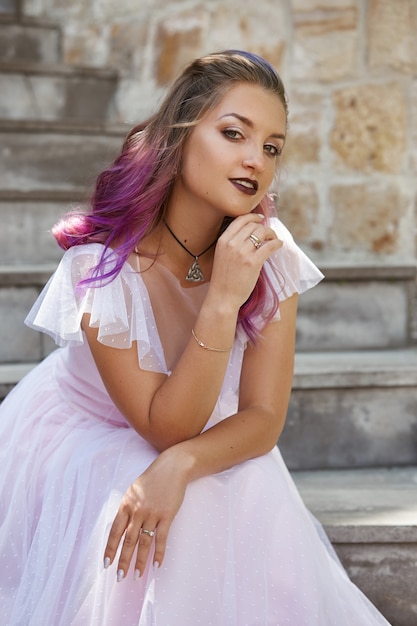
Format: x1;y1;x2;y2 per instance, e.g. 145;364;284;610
163;219;220;283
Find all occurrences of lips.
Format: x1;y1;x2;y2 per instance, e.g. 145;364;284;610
230;178;258;196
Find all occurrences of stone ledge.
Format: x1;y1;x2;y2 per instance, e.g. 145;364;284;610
0;265;55;285
0;118;127;135
293;465;417;537
0;14;61;29
293;349;417;388
0;188;86;201
0;260;417;282
0;60;118;79
293;466;417;625
0;361;35;383
320;264;417;281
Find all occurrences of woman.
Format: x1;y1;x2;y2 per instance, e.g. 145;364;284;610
0;50;391;624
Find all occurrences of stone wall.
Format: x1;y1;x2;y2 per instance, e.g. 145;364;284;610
21;0;417;265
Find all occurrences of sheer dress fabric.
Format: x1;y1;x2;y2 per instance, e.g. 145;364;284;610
0;218;391;625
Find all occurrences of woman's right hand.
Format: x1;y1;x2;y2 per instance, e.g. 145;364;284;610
209;213;282;309
104;447;190;580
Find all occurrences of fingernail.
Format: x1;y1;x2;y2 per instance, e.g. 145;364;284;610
103;557;111;569
117;569;125;582
153;561;160;571
134;569;141;581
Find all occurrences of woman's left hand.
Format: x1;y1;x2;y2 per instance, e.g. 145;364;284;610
103;447;189;580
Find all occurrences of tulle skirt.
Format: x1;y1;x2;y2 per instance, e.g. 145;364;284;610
0;350;391;625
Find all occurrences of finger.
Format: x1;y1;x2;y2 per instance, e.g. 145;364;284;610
132;521;158;578
256;237;283;261
152;520;170;569
222;212;264;237
262;226;280;242
244;227;278;251
103;510;129;568
116;520;142;581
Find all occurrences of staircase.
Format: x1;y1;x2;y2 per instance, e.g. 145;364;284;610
1;4;416;625
286;268;417;626
0;2;125;393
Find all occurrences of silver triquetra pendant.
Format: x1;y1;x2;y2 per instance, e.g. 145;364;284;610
186;259;205;282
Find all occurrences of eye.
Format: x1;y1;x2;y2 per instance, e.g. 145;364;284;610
264;143;282;157
222;128;243;140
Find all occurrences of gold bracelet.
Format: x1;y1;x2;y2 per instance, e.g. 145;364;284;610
191;328;232;353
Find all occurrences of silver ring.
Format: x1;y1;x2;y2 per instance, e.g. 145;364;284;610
249;233;262;249
142;528;155;537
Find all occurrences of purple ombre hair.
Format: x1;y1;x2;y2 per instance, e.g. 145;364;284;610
52;49;288;342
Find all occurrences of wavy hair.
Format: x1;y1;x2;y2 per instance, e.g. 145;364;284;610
52;49;288;342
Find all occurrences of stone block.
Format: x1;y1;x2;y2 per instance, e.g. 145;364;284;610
368;0;417;75
330;82;407;174
283;385;417;469
0;0;17;12
296;280;409;351
0;286;42;362
282;90;323;166
336;542;417;626
294;466;417;625
0;127;123;191
293;6;358;81
283;349;417;470
0;22;61;64
278;182;320;244
208;2;288;72
0;73;64;120
108;19;147;73
154;8;206;86
0;69;117;123
0;199;71;264
329;182;406;255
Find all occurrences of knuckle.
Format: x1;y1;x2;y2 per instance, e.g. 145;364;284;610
139;536;153;548
122;534;137;549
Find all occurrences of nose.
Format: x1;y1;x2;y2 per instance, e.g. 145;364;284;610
242;144;265;172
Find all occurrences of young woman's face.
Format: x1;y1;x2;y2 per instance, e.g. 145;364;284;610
175;82;287;220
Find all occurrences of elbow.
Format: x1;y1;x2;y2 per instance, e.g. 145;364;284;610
260;409;287;455
139;422;202;454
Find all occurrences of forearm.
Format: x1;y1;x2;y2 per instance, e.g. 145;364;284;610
162;404;287;482
148;297;239;448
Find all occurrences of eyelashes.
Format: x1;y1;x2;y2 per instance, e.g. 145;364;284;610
221;129;282;157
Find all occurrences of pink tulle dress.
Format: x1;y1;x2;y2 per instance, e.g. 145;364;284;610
0;218;391;625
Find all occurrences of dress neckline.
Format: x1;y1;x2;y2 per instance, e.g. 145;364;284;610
129;249;211;293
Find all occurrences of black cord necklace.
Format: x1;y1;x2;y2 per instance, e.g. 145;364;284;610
163;220;218;282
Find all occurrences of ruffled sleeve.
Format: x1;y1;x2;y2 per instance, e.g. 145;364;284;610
266;217;324;299
25;244;168;374
257;217;324;325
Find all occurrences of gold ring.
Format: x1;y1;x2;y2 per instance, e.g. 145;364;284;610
249;234;262;249
142;528;155;537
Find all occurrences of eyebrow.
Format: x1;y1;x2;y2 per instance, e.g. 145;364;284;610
219;112;286;140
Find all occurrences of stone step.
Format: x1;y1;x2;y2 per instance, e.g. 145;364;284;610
0;62;118;123
0;263;415;357
1;341;416;469
293;465;417;626
0;361;35;401
0;190;85;264
0;120;126;192
280;348;417;470
0;0;18;14
297;264;416;350
0;15;61;64
0;263;415;362
0;195;415;348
